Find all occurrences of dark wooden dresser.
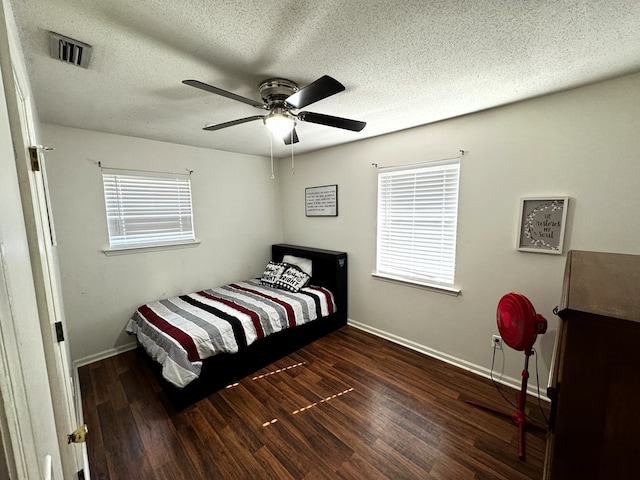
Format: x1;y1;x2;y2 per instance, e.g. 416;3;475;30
544;250;640;479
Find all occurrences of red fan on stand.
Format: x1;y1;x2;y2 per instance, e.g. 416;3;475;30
467;293;548;460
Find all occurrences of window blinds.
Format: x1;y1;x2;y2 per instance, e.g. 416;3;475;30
376;159;460;286
102;168;195;249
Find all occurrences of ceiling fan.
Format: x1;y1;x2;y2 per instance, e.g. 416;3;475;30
182;75;366;144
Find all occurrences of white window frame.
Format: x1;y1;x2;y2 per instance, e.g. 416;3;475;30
102;168;196;253
374;158;461;295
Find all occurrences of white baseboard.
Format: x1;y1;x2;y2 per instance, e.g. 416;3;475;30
73;342;138;370
347;319;550;402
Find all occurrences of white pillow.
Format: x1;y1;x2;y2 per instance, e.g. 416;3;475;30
282;254;313;276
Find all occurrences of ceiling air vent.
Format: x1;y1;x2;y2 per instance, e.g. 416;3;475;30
49;32;92;68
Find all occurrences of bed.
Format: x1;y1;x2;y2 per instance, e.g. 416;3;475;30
127;244;347;408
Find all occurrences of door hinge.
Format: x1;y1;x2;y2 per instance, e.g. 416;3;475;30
28;146;40;171
55;321;64;342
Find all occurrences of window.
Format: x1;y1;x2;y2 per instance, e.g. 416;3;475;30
102;168;195;250
375;158;460;290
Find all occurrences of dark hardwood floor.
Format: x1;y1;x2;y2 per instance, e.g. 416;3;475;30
79;326;549;479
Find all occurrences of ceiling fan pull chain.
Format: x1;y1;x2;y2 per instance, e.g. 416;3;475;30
270;134;275;179
291;140;295;175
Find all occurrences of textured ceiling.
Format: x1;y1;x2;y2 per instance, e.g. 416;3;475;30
10;0;640;158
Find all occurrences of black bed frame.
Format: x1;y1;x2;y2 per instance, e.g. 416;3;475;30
143;244;348;409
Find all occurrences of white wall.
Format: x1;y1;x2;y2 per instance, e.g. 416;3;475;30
43;125;283;362
278;72;640;388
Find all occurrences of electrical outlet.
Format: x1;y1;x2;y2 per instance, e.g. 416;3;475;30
492;335;502;350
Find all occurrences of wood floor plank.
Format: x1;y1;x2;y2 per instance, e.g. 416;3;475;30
258;417;316;478
80;326;548;479
430;455;476;480
253;445;297;480
130;399;199;480
210;389;266;453
152;460;190;480
336;452;390;480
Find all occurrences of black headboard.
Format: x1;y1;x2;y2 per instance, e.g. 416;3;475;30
272;244;348;320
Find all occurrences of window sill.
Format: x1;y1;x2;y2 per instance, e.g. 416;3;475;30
103;240;201;256
371;272;461;296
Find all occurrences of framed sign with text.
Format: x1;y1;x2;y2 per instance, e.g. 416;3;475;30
517;197;568;254
305;184;338;217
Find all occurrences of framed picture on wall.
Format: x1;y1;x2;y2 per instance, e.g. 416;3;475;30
517;197;569;254
305;184;338;217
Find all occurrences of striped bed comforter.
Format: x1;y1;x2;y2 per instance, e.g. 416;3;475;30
126;279;336;388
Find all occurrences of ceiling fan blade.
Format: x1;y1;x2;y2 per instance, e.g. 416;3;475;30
285;75;345;109
298;111;366;132
283;128;299;145
183;79;265;109
203;115;264;131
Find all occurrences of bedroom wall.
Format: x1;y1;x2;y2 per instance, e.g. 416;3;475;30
43;125;283;362
278;72;640;390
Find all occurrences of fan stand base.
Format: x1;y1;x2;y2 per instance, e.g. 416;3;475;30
466;351;546;460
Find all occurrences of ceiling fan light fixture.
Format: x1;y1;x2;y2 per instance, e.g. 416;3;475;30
264;109;296;138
